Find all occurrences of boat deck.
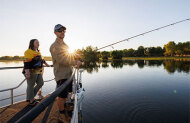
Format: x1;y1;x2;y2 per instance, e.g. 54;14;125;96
0;97;72;123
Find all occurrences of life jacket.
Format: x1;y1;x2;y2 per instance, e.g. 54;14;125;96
23;49;44;70
30;55;44;69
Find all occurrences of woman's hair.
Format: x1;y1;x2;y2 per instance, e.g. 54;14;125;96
28;39;38;50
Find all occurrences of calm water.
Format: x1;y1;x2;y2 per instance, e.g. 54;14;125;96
0;60;189;123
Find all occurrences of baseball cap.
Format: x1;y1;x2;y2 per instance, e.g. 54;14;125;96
54;24;66;32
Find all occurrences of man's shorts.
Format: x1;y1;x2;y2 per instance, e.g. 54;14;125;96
56;79;73;98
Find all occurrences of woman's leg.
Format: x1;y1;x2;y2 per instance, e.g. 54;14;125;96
26;74;37;101
34;74;44;97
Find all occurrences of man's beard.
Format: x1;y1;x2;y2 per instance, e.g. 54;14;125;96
59;35;64;39
61;34;65;39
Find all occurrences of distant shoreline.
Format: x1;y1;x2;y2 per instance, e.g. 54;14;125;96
122;57;190;60
0;56;52;62
102;57;190;61
100;57;190;61
0;56;190;62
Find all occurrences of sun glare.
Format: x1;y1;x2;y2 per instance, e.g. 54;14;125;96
68;47;75;54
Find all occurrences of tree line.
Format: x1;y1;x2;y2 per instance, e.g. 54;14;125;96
0;41;189;62
0;56;24;60
76;41;190;62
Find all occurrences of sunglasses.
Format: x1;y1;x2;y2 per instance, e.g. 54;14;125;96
56;28;66;33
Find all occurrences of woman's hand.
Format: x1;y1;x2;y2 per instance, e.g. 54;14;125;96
25;73;30;79
44;60;51;67
46;64;51;67
25;69;30;79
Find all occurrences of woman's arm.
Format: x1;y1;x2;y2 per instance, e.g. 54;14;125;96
24;50;32;79
43;60;51;67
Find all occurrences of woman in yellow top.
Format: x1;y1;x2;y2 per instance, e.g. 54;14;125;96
24;39;50;105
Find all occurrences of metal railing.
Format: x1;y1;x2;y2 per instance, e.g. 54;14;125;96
16;68;77;123
0;65;53;70
0;65;54;106
0;79;26;105
0;78;55;106
0;66;24;70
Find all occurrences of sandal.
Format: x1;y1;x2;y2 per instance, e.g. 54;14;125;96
66;99;74;106
29;100;39;106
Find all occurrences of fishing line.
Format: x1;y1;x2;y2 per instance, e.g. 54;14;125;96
97;18;190;51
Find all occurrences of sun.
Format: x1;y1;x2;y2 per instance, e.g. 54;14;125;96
68;47;75;54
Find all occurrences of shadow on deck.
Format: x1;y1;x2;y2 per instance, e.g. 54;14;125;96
0;97;71;123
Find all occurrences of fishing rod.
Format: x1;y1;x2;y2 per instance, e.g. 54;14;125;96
97;18;190;51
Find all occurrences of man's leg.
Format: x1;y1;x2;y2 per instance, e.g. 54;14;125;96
57;97;68;122
56;79;72;122
56;79;68;112
57;97;66;111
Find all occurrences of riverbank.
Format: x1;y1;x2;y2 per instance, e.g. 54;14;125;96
100;56;190;61
0;56;190;62
122;56;190;60
0;57;52;62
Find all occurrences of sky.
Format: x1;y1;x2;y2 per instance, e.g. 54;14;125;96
0;0;190;56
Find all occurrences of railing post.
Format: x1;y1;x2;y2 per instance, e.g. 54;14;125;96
79;69;82;83
11;89;14;105
79;69;84;88
73;71;77;94
77;68;79;90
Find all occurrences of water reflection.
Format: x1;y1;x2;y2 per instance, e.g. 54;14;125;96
81;60;190;74
101;61;109;68
163;60;190;74
81;62;100;74
111;60;123;68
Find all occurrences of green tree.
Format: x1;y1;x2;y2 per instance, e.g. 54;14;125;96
164;41;176;56
0;56;12;60
122;49;128;57
182;41;190;55
144;47;156;56
82;46;99;63
127;48;135;57
136;46;145;56
155;46;164;56
111;50;123;59
13;56;20;60
101;51;110;60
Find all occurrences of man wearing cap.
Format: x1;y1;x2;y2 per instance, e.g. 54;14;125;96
50;24;81;120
